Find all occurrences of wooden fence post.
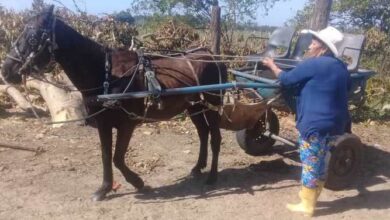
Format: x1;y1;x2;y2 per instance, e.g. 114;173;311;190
210;3;221;55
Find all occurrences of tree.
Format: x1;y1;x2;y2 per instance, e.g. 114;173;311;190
32;0;45;11
132;0;280;53
333;0;390;33
132;0;279;25
210;1;221;54
113;9;135;24
310;0;333;30
291;0;390;33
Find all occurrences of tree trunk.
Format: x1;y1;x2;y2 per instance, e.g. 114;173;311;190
210;3;221;54
26;72;87;127
310;0;333;30
0;84;35;112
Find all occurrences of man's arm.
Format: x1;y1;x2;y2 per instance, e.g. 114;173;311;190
263;58;316;86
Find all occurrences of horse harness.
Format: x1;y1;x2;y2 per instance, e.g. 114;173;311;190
100;49;222;119
6;16;58;77
100;49;164;109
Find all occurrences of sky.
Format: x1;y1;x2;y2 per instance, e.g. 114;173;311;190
0;0;308;26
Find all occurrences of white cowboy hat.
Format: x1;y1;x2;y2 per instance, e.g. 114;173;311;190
301;26;344;56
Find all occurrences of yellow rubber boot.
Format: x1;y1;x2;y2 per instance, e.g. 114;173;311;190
316;181;325;199
299;181;324;199
286;186;318;217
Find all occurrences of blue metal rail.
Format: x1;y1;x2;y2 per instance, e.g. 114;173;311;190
229;70;280;85
97;82;280;101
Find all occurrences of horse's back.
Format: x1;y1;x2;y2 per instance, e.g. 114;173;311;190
153;49;227;87
110;48;227;90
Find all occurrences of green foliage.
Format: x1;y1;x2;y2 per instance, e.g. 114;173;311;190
362;28;390;76
133;0;214;17
351;76;390;122
333;0;390;33
133;0;279;24
356;28;390;121
113;9;135;25
32;0;45;11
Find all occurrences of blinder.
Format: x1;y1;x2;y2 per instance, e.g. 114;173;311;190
6;15;57;76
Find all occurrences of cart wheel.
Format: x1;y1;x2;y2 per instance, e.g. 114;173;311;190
325;134;364;190
236;110;280;156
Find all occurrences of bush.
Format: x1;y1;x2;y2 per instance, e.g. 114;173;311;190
350;28;390;122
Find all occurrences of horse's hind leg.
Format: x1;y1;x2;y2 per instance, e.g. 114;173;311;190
113;123;144;189
188;106;210;177
92;121;114;201
205;110;222;185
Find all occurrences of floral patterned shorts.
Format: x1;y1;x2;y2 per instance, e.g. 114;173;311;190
298;133;336;188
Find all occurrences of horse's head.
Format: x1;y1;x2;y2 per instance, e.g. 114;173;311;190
1;5;56;84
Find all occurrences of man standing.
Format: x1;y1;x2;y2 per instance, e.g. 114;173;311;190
262;26;350;217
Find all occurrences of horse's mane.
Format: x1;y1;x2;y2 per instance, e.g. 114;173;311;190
54;16;105;53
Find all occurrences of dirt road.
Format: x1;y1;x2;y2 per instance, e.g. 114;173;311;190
0;112;389;220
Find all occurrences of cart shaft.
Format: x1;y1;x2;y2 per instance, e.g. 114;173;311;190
97;82;280;101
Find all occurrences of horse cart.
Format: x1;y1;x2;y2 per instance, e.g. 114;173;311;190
98;27;376;191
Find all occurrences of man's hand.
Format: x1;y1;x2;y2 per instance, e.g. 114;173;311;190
262;57;282;77
262;57;275;68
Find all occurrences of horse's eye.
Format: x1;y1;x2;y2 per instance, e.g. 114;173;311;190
28;35;38;46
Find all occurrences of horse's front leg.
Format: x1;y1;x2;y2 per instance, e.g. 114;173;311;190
113;122;144;189
188;106;209;177
92;120;114;201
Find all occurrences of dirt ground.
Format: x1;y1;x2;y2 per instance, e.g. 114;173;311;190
0;109;389;220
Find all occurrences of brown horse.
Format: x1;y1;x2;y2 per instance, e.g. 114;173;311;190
1;6;227;201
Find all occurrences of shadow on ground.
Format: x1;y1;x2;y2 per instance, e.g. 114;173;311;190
316;189;390;217
316;144;390;216
129;152;301;203
126;142;389;209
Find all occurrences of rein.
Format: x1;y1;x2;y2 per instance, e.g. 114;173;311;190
144;52;298;68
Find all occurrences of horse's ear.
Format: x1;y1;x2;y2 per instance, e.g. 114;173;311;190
42;5;55;27
46;5;54;17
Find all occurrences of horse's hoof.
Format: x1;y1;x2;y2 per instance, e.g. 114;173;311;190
91;185;112;201
137;185;152;193
191;168;202;178
198;163;207;170
91;192;107;202
132;177;145;189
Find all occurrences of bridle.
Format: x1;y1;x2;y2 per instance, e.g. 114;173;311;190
6;14;57;77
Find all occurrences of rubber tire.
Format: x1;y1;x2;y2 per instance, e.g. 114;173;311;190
325;134;364;190
236;110;280;156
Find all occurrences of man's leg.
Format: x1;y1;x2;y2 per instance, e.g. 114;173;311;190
287;133;327;217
